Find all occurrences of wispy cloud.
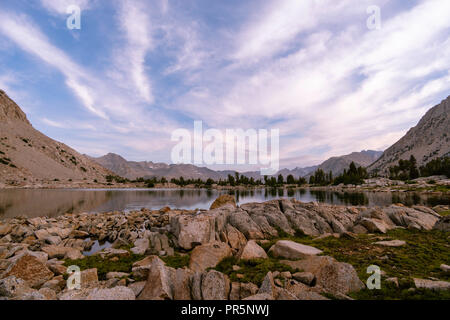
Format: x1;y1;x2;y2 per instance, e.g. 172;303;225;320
40;0;91;15
1;0;449;168
113;0;154;104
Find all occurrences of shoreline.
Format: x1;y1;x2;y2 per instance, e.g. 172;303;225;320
0;197;448;300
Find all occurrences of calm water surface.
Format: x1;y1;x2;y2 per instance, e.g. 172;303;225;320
0;188;448;219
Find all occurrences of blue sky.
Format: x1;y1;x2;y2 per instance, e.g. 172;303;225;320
0;0;449;170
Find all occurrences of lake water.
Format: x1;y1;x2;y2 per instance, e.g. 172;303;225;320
0;188;448;219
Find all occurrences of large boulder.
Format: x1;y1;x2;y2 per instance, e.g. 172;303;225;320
201;270;230;300
172;268;194;300
238;240;268;260
80;268;99;288
210;195;236;210
0;276;36;298
257;272;277;299
240;201;294;237
281;256;364;295
189;241;232;273
138;257;174;300
42;245;84;260
170;214;215;250
1;254;53;288
223;224;247;252
132;256;159;280
228;209;264;239
268;240;322;260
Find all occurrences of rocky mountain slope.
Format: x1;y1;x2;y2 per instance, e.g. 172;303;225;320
0;90;112;186
369;96;450;175
306;150;383;177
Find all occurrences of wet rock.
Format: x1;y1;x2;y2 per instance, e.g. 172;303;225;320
268;240;322;260
189;241;232;273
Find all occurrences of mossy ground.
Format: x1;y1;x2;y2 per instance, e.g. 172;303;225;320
259;228;450;300
161;253;190;269
214;256;300;286
439;210;450;216
64;253;145;280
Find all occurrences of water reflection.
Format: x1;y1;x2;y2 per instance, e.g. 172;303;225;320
0;188;448;219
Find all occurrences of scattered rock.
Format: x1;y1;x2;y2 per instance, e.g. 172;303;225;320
201;270;230;300
440;264;450;273
81;268;99;288
413;278;450;291
385;277;399;288
138;257;173;300
238;240;268;260
189;241;232;272
281;256;364;295
86;286;135;300
268;240;322;260
258;272;276;299
1;254;53;288
292;272;315;286
374;240;406;247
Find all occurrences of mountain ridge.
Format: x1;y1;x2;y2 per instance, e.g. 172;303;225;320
369;96;450;175
0;90;113;185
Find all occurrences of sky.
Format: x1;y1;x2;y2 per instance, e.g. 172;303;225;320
0;0;449;171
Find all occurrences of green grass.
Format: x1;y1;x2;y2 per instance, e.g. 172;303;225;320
351;281;450;300
64;253;145;280
439;210;450;216
260;228;450;300
214;256;300;286
161;253;190;269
